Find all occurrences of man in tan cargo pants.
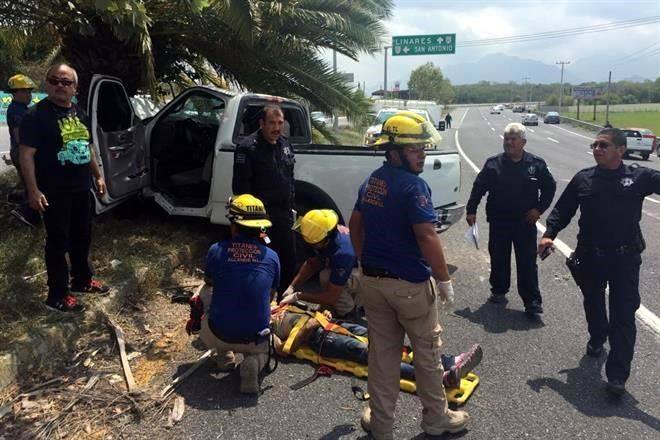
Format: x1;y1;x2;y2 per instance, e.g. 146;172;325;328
349;111;470;439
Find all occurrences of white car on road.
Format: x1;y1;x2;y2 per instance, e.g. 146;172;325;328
521;113;539;126
622;128;654;160
490;106;502;114
364;108;435;146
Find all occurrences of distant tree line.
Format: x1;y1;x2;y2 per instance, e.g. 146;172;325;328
452;78;660;105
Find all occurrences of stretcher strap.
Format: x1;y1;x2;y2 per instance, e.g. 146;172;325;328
283;315;311;354
313;311;369;345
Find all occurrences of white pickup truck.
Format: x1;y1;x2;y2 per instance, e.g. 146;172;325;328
88;75;464;231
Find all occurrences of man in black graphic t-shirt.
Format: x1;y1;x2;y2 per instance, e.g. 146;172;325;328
19;63;109;313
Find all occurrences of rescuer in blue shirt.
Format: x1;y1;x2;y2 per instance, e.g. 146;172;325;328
280;209;360;319
6;74;41;227
349;111;469;439
200;194;280;395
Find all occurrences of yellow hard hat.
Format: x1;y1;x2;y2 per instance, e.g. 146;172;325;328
8;74;36;90
292;209;339;244
226;194;272;228
373;110;441;148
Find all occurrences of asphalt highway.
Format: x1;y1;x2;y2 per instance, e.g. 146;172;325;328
86;109;660;439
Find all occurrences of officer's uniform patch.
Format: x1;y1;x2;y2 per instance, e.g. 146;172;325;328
620;177;634;187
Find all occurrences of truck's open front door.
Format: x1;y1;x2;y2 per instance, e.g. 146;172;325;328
88;75;149;213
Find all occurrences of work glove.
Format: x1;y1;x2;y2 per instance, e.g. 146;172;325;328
186;296;204;335
279;291;300;306
282;285;295;298
436;280;455;310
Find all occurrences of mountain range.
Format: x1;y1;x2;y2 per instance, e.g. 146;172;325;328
443;53;659;85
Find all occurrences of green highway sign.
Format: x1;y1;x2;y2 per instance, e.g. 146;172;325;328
392;34;456;56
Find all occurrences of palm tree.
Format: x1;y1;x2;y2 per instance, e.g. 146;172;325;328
0;0;392;119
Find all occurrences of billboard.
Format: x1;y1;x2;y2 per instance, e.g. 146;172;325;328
571;87;604;99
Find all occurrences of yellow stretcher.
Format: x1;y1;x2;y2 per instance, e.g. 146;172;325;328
279;305;479;405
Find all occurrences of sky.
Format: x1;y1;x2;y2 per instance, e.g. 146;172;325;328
325;0;660;93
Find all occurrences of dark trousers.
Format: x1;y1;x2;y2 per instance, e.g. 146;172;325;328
42;191;93;303
488;220;541;306
578;249;641;382
307;323;454;381
267;206;296;299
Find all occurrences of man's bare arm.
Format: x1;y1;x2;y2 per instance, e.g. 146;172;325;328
19;144;48;211
349;211;364;260
413;222;450;281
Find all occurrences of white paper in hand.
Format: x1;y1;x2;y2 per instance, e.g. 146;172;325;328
464;224;479;249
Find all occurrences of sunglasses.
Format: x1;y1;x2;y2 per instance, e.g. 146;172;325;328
590;141;613;150
47;77;75;87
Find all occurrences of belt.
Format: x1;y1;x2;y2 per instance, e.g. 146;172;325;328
578;244;641;257
208;319;268;345
362;265;401;280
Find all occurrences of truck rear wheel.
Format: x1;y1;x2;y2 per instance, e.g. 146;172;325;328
642;153;649;160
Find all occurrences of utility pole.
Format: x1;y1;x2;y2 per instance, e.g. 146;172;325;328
556;61;570;111
522;76;531;105
383;46;391;100
333;49;339;129
605;70;612;125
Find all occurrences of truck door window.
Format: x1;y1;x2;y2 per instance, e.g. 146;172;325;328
150;92;224;164
97;81;133;132
237;103;309;144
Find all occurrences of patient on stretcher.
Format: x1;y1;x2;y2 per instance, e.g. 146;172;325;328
187;286;482;388
270;305;482;389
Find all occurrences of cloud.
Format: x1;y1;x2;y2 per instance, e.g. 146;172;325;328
326;0;660;92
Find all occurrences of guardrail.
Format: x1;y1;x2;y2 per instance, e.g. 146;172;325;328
537;110;603;133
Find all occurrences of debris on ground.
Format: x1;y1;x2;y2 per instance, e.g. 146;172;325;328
1;271;206;439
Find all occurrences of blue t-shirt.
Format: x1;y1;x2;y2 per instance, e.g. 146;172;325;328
315;229;357;287
205;236;280;340
354;163;437;282
7;101;28;152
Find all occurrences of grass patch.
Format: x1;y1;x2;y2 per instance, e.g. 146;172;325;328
0;171;224;350
563;110;660;133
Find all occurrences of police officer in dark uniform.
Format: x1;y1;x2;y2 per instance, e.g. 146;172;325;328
466;122;556;316
232;104;296;299
539;128;660;397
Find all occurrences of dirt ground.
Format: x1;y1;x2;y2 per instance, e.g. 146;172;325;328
0;269;209;439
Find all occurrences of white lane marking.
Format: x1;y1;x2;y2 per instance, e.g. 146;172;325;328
529;128;535;133
456;114;660;339
547;137;559;144
645;196;660;204
458;108;469;129
490;127;495;132
587;151;593;155
550;124;593;140
499;135;504;140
